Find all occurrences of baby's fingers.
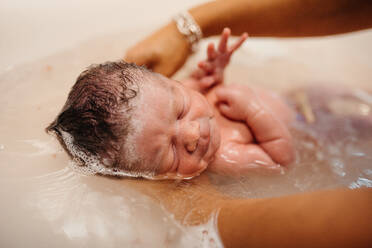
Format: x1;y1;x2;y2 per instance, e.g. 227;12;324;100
217;103;232;116
229;32;248;53
200;76;217;89
215;87;245;120
217;101;243;121
215;86;234;102
207;43;217;61
218;28;231;53
191;68;206;79
198;61;214;73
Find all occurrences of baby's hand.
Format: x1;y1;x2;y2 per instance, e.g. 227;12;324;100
215;84;295;166
192;28;248;90
215;84;251;121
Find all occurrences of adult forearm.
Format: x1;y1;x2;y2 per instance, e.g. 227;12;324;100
218;188;372;248
190;0;372;37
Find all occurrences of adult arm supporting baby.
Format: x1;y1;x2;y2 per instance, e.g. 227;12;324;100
218;187;372;248
126;0;372;76
192;0;372;38
124;177;372;248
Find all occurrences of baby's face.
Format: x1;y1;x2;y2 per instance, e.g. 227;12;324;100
131;76;220;179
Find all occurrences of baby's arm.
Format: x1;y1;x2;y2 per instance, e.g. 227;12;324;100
182;28;248;92
209;142;282;176
215;84;295;166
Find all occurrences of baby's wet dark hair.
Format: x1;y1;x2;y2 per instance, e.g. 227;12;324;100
47;61;151;174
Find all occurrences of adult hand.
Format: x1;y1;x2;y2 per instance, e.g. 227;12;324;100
125;23;191;77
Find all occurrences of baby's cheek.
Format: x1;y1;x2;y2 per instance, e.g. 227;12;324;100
179;162;197;175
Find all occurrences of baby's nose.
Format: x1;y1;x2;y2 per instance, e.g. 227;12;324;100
183;121;200;153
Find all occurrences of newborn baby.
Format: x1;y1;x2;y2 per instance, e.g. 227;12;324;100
47;28;294;179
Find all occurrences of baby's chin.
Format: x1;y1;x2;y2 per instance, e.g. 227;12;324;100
152;164;208;180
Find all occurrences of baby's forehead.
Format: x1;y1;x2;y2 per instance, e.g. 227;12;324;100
144;74;177;93
136;77;180;114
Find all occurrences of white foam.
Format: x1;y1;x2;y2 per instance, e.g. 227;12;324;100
178;210;223;248
120;82;144;171
58;129;155;179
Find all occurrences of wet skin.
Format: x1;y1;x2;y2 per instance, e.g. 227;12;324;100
134;76;294;179
135;78;221;179
134;28;295;179
205;84;294;175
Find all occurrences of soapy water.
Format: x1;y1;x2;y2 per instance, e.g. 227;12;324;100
0;30;372;247
210;86;372;198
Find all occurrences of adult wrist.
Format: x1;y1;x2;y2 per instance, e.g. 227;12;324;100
165;21;193;56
